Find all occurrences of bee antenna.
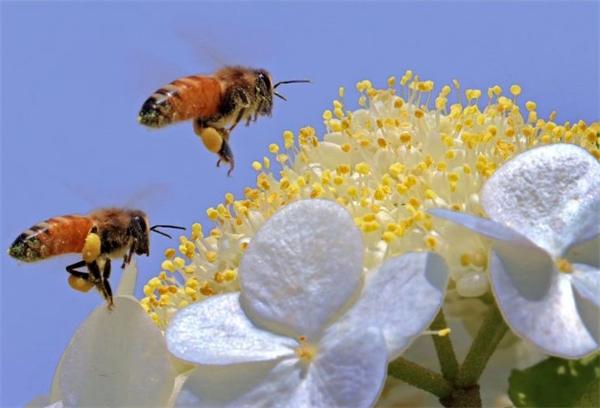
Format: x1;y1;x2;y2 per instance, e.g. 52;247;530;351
274;79;312;89
150;224;186;239
274;92;287;101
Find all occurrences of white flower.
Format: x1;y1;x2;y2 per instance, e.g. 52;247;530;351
166;199;448;407
431;144;600;358
32;263;180;408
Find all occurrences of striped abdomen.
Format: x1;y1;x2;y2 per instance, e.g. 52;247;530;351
9;216;94;262
138;75;223;128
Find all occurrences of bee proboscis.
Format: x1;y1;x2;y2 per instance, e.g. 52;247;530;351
8;208;184;308
138;65;310;175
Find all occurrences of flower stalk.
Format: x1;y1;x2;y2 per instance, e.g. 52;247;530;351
388;357;454;398
456;302;509;388
429;309;459;383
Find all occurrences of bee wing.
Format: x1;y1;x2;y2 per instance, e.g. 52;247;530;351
126;48;186;96
174;29;231;70
124;183;171;210
61;182;171;213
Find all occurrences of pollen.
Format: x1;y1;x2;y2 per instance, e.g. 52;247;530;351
510;85;522;96
161;260;176;273
164;248;176;259
556;258;573;273
295;336;318;363
82;232;101;263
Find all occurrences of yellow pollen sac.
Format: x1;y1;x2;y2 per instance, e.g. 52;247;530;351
223;268;238;282
163;248;176;260
252;161;262;171
471;251;487;268
400;132;412;144
191;223;203;239
82;232;101;263
148;277;162;289
425;235;438;250
207;208;219;221
269;144;280;154
355;162;371;175
161;260;175;273
525;101;537;111
68;275;94;293
173;257;185;269
143;285;154;297
556;258;573;273
510;85;522;97
437;328;451;337
199;127;223;153
205;251;218;263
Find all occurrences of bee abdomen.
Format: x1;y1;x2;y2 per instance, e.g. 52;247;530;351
138;86;177;128
8;232;44;262
8;216;93;262
138;76;223;128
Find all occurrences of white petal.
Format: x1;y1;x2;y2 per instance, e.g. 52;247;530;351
58;297;176;407
571;264;600;344
174;360;294;408
571;264;600;308
240;199;363;339
338;253;449;359
566;235;600;268
307;326;387;408
429;208;538;246
166;293;296;365
481;144;600;255
225;359;307;408
177;327;387;408
430;209;553;298
490;252;598;358
116;260;138;296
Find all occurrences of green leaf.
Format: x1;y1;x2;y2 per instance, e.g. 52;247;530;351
508;354;600;407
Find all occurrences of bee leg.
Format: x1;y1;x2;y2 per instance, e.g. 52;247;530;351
66;260;91;280
228;109;246;133
216;137;235;176
88;260;114;309
122;244;135;268
102;259;114;308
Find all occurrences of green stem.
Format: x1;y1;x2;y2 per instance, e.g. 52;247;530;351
388;357;453;398
429;309;459;382
456;303;509;388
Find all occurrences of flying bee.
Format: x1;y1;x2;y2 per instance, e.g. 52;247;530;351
138;66;310;175
8;208;184;308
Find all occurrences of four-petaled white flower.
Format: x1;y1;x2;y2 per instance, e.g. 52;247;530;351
431;144;600;359
166;199;448;407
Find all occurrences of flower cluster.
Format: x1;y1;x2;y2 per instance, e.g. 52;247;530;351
141;70;600;328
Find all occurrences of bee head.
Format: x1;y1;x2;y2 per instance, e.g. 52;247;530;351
129;212;150;256
255;69;274;115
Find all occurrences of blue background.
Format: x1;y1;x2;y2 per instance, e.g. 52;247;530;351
1;1;598;406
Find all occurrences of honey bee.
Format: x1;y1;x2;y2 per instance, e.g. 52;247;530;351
138;66;310;175
8;208;184;308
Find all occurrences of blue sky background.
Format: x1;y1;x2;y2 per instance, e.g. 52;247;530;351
1;1;598;406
